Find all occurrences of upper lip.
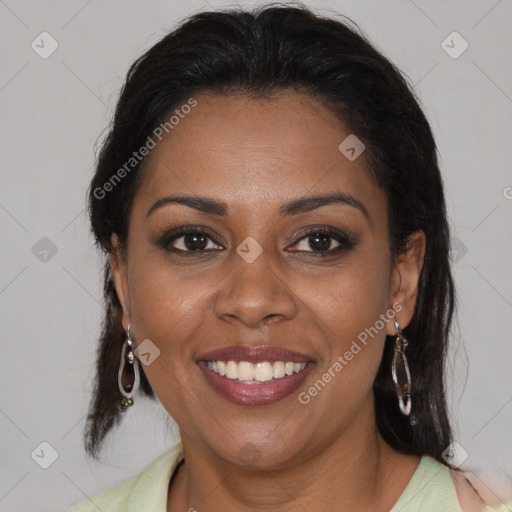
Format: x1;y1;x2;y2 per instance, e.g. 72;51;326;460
196;345;314;364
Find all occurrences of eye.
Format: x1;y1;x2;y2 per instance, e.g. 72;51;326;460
157;226;224;254
155;225;357;257
287;226;357;255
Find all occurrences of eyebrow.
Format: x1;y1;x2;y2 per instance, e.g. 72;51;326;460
146;192;370;223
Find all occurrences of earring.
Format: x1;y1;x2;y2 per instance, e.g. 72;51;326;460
118;323;140;411
391;320;411;416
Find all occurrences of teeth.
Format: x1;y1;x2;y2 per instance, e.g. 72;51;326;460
255;362;273;382
273;361;285;378
238;361;255;381
225;361;238;379
206;360;307;382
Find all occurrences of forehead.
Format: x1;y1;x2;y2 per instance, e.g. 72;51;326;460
134;91;384;220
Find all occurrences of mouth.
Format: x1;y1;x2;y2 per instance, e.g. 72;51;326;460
196;346;315;405
205;360;309;383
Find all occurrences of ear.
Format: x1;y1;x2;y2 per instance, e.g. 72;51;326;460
385;230;426;336
110;233;131;332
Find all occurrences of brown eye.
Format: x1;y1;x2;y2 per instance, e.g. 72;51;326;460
295;232;340;252
287;226;357;255
157;227;224;254
176;232;209;251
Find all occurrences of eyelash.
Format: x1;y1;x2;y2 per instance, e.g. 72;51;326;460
155;225;358;258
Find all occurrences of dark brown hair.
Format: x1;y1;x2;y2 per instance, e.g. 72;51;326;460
85;3;455;461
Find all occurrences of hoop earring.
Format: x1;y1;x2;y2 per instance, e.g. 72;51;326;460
118;323;140;411
391;320;411;416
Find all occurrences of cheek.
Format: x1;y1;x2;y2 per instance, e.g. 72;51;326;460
126;268;206;426
124;252;223;404
127;241;211;327
308;251;391;345
305;252;392;395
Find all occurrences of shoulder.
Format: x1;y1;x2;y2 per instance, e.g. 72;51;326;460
64;472;141;512
391;454;511;512
450;467;512;512
64;442;184;512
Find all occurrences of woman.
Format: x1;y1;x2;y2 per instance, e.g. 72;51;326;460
66;4;511;511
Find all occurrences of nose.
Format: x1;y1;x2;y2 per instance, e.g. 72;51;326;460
213;248;298;329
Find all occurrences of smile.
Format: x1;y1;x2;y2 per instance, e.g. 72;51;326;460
206;360;308;383
196;345;315;405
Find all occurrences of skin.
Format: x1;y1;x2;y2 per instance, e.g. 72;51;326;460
110;91;428;511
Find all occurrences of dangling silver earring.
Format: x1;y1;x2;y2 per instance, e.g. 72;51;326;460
118;323;140;411
391;320;411;416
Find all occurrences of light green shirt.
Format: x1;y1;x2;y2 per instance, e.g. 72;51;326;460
65;442;511;511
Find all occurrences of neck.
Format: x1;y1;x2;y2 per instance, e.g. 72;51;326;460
168;403;420;512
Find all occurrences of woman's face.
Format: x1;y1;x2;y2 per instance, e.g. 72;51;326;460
111;91;423;468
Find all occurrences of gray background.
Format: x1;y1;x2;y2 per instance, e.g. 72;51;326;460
0;0;511;510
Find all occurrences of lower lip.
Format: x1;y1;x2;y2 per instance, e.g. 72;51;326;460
198;361;315;406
